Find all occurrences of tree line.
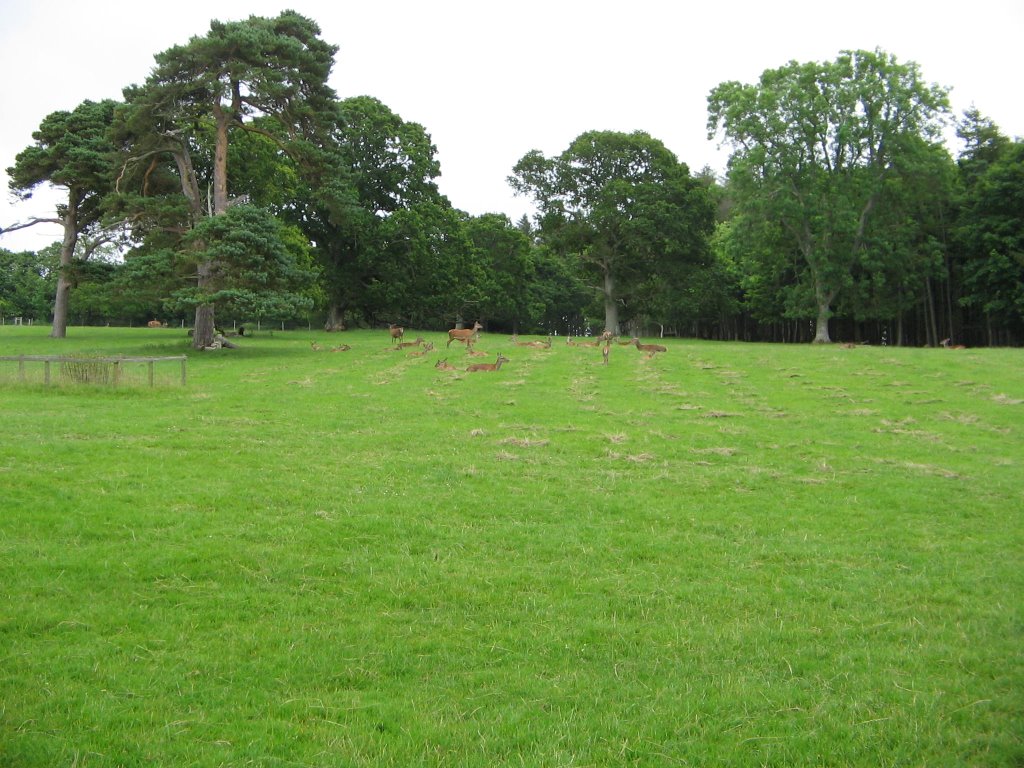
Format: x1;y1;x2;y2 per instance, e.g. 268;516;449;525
2;12;1021;346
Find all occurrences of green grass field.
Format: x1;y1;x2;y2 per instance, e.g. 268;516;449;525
1;326;1021;766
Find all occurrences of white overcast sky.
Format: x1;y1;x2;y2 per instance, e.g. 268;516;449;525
1;0;1022;252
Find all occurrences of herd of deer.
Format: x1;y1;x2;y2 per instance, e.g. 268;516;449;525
307;322;672;372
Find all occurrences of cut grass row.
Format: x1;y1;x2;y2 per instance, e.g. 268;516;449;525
1;326;1021;766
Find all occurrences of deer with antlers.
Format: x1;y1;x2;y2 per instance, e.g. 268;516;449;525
407;342;435;357
447;321;483;348
434;358;457;371
631;337;666;357
467;353;509;372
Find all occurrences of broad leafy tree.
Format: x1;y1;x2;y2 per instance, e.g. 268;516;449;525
464;213;542;333
510;130;714;334
708;49;950;342
307;96;445;329
121;11;339;347
5;99;119;337
0;247;55;322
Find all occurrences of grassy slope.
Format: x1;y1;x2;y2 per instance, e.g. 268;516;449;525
1;327;1021;766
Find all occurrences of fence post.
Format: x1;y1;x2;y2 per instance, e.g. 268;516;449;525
180;357;187;386
113;359;121;387
148;360;155;387
18;355;25;382
44;360;50;385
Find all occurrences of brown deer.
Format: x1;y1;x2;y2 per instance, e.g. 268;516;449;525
434;358;457;371
631;337;666;357
408;342;435;357
330;344;351;352
396;337;425;349
467;353;509;372
389;324;404;343
940;338;966;349
447;321;483;348
602;343;610;365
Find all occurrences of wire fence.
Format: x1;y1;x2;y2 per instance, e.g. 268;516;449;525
0;355;187;388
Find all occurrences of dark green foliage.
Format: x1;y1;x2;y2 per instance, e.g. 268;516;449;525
171;205;317;321
708;49;951;342
510;130;715;334
956;140;1024;341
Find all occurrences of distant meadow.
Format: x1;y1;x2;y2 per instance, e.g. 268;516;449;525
2;326;1021;766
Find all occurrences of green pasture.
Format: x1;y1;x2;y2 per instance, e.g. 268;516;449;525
1;326;1021;766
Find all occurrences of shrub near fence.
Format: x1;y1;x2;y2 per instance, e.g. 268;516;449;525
0;355;187;387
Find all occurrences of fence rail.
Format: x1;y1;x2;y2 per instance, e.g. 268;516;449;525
0;355;187;387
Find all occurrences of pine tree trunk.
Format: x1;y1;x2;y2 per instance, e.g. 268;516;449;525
49;191;80;339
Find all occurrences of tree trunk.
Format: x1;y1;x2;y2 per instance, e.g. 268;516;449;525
602;269;619;335
324;304;345;331
192;102;233;350
194;304;216;349
49;190;81;339
812;298;832;343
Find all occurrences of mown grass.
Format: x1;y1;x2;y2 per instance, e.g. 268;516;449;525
1;326;1021;766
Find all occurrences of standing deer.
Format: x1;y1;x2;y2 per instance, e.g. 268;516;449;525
447;321;483;348
631;337;666;357
389;324;404;343
602;343;610;365
467;353;509;372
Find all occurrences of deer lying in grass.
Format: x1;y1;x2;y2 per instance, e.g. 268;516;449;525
435;358;457;371
467;353;509;372
407;342;434;357
330;344;351;352
526;336;552;349
631;337;666;357
940;338;966;349
447;321;483;348
389;324;404;343
396;337;425;349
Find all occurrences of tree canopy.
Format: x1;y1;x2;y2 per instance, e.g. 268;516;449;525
510;130;714;334
708;48;951;342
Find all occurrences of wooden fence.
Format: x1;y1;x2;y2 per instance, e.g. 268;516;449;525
0;355;187;387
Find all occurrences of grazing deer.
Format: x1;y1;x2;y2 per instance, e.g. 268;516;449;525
389;324;404;343
396;337;425;349
447;321;483;348
467;353;509;372
435;358;457;371
940;338;966;349
631;337;666;357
